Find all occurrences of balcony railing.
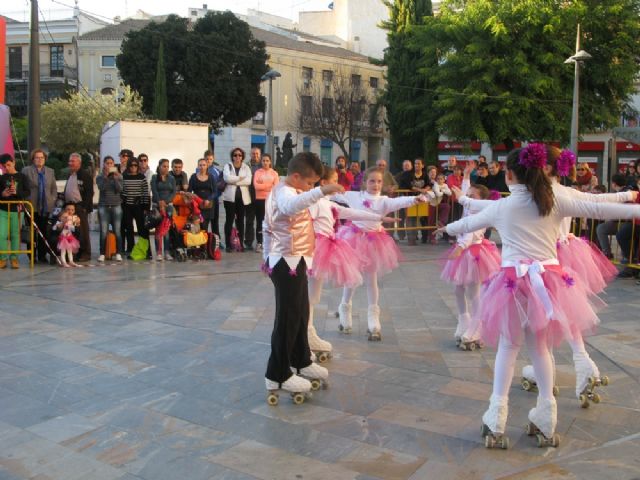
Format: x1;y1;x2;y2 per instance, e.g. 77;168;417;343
5;64;78;82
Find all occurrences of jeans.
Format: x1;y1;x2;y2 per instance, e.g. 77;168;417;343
98;205;123;255
616;222;639;262
0;209;22;260
595;220;619;255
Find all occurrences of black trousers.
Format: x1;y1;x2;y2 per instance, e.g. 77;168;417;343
74;205;91;259
265;258;312;383
33;213;50;260
211;199;220;237
122;204;147;252
244;202;256;247
223;200;245;248
254;200;266;244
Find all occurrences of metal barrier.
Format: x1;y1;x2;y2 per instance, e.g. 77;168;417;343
571;216;639;271
0;200;34;268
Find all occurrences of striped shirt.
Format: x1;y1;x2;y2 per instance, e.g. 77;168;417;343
122;173;150;207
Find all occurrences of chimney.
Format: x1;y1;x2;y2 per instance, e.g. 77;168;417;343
203;4;208;9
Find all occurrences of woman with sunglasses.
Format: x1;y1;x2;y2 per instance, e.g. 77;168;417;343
122;159;151;254
575;164;598;193
221;148;252;252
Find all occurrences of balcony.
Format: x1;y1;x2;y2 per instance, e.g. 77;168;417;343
5;64;78;83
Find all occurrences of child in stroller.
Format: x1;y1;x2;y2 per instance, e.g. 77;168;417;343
170;192;220;261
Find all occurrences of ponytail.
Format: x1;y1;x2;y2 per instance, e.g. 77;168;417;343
506;147;554;217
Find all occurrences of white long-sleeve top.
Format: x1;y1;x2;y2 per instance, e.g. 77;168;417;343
221;162;252;205
262;185;324;268
332;191;419;232
447;183;640;265
551;179;635;242
309;197;384;237
454;179;487;249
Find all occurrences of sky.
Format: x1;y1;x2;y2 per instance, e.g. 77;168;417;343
1;0;334;23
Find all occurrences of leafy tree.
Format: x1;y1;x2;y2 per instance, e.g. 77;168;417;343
380;0;437;168
41;86;143;154
413;0;640;147
117;12;269;129
11;117;28;153
297;69;381;161
153;40;168;120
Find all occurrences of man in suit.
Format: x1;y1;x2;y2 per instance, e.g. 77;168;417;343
64;153;94;262
22;149;58;263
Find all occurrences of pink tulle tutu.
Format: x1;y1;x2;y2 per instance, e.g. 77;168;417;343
440;239;502;286
556;236;617;295
57;233;80;253
337;225;402;276
477;265;605;348
311;234;364;288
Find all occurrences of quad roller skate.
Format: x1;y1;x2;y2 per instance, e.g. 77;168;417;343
481;394;510;450
265;375;312;406
338;302;353;334
526;397;559;448
575;354;608;408
454;313;471;347
366;305;382;342
291;362;329;391
308;315;332;363
520;365;560;396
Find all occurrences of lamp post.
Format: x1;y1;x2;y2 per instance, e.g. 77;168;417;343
261;69;281;161
564;24;591;154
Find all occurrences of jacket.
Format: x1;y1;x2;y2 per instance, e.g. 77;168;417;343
221;162;252;205
64;168;94;212
21;165;58;215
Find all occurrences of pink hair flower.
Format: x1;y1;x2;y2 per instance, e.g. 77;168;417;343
519;143;547;169
489;190;502;201
557;149;576;177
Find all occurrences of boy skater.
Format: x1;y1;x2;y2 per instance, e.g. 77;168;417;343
263;152;343;404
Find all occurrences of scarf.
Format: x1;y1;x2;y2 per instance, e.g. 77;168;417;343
575;168;593;186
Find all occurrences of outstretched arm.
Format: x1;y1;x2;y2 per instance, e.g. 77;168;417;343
556;194;640;220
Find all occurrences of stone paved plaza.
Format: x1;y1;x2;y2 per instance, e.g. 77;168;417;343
0;244;639;480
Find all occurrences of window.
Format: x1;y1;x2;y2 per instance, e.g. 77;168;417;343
351;74;361;87
322;98;333;118
301;96;312;116
302;67;313;87
50;45;64;77
252;111;265;125
9;47;22;79
101;55;116;68
370;77;378;89
322;70;333;84
320;143;332;165
101;87;115;95
104;73;112;81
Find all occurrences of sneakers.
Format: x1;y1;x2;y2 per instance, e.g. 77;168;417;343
165;253;173;261
114;253;123;262
10;259;19;269
255;243;263;253
97;255;105;263
0;259;6;269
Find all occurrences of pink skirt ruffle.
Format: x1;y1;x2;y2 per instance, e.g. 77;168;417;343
557;237;618;295
312;234;364;288
440;239;502;286
58;233;80;253
478;265;605;348
337;225;402;276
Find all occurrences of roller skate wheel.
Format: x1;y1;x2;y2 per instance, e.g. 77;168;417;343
601;376;609;386
526;423;537;436
484;435;494;448
536;433;545;448
292;393;305;405
500;436;510;450
459;343;467;351
468;342;476;351
551;434;560;448
367;331;382;342
587;376;595;389
338;325;352;334
552;385;560;396
521;379;532;391
591;392;601;404
481;424;490;437
267;393;279;406
579;394;590;409
310;379;321;391
316;352;329;363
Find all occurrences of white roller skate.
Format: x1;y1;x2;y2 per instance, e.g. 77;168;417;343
308;319;333;364
265;374;312;406
367;304;382;342
574;353;609;408
338;302;352;334
459;318;483;351
291;362;329;391
480;394;510;449
521;353;559;396
454;313;470;347
526;397;559;448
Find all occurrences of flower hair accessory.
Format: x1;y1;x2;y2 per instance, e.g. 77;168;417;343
518;143;547;169
556;149;576;177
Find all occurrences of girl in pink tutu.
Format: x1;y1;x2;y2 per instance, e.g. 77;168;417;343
54;204;82;268
333;167;427;341
307;166;393;359
441;144;640;449
441;165;501;350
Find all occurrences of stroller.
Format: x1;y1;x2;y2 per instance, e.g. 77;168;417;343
169;192;221;262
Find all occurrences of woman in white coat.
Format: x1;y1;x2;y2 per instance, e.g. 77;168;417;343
222;147;252;252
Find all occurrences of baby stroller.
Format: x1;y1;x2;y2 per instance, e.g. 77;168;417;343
170;192;221;262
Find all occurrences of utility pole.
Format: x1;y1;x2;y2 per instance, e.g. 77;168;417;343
28;0;41;151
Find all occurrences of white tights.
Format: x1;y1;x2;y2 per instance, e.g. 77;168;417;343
493;330;555;401
60;248;77;266
454;283;480;317
341;272;379;306
308;276;323;309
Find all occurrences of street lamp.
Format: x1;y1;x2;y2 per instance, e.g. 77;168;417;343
261;69;281;161
564;24;591;154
